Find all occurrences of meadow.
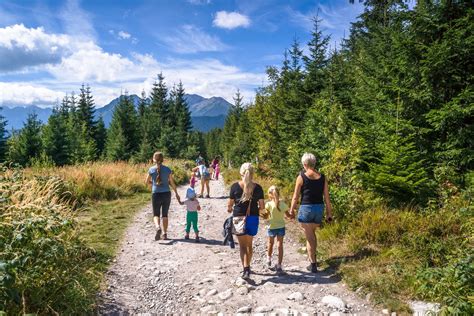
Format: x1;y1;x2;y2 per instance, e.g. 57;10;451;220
0;160;188;315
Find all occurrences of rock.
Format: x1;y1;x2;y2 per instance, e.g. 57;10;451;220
200;277;213;283
237;305;252;313
409;301;440;316
365;292;373;301
255;306;273;313
218;289;233;301
139;250;145;256
237;286;249;295
321;295;346;309
200;305;218;313
199;289;207;296
391;313;397;316
235;277;247;286
382;309;390;314
207;289;218;296
329;312;344;316
287;292;305;302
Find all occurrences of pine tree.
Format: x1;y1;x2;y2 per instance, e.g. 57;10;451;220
7;113;42;166
221;90;244;166
0;107;7;162
167;81;192;157
303;15;330;96
95;116;107;158
77;84;97;139
138;90;148;118
106;94;140;161
42;106;70;166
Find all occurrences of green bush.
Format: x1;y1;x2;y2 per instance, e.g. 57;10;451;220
0;170;100;315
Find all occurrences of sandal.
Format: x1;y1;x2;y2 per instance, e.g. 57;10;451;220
163;233;169;240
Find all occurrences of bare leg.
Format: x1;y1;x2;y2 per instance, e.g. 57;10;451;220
247;235;254;267
163;217;169;235
200;180;205;196
277;236;284;265
267;237;275;258
205;180;210;196
153;216;161;229
302;223;318;263
237;235;247;267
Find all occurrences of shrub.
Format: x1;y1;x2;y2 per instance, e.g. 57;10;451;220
0;169;100;315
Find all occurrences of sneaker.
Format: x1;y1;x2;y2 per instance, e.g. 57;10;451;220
184;235;190;240
306;262;318;273
275;264;284;274
155;228;162;241
205;194;210;198
198;194;203;198
195;236;200;243
242;268;250;279
163;233;169;240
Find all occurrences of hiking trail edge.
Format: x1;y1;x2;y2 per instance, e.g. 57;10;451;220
98;177;378;315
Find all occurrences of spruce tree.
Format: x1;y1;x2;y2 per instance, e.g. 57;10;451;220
106;94;140;161
95;116;107;158
0;108;7;162
42;106;70;166
7;113;42;166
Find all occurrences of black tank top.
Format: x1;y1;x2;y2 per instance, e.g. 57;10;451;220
300;171;325;205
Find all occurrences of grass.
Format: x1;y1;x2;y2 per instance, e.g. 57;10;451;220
223;166;473;314
1;160;190;315
77;192;150;257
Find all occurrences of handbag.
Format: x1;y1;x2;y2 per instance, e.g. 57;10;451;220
232;197;252;236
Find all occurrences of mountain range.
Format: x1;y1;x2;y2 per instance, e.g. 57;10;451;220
1;94;231;133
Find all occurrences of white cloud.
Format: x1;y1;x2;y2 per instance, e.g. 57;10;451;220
187;0;211;5
0;82;64;107
60;0;96;40
161;25;228;53
0;24;72;71
118;30;131;39
213;11;250;29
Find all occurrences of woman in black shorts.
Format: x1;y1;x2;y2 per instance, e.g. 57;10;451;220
227;162;265;279
289;153;333;273
145;152;180;240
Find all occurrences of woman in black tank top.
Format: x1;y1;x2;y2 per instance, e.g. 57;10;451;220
289;153;333;273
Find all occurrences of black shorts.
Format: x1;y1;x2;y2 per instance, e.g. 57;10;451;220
152;192;171;218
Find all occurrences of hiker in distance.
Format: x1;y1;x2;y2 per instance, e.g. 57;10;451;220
227;162;265;279
192;160;211;198
289;153;333;273
145;151;181;241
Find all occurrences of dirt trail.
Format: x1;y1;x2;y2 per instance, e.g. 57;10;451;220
98;177;378;315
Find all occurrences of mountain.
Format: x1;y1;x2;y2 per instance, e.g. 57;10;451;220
1;93;231;132
1;106;53;132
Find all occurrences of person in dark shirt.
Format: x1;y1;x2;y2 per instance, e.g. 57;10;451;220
289;153;333;273
227;163;264;279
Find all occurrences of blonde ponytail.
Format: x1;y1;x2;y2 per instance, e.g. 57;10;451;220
239;162;255;202
268;185;281;212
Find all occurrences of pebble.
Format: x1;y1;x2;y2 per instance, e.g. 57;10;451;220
287;292;305;301
237;305;252;313
255;306;273;313
321;295;346;309
235;277;247;287
139;250;145;256
218;289;233;301
382;309;390;314
199;289;207;296
237;286;249;295
207;289;218;296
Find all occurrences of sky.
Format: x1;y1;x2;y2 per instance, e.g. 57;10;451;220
0;0;365;108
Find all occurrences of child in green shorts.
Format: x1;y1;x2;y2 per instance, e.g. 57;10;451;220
179;187;201;242
264;185;291;272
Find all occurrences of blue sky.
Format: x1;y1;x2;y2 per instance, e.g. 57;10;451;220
0;0;365;107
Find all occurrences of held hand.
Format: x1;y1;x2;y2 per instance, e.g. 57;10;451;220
176;194;181;202
326;215;333;223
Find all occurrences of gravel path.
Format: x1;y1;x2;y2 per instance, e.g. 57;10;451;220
98;177;378;315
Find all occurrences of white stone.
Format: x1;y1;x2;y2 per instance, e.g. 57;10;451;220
237;305;252;313
218;289;233;301
207;289;218;296
287;292;305;301
237;286;249;295
409;301;440;316
382;309;390;314
199;289;207;296
139;250;145;256
255;306;273;313
321;295;346;309
235;277;247;286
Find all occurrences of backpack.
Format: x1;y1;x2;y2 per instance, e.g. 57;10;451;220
202;166;210;178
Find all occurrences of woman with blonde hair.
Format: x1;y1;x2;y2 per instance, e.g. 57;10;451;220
289;153;333;273
145;151;181;241
227;163;265;279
